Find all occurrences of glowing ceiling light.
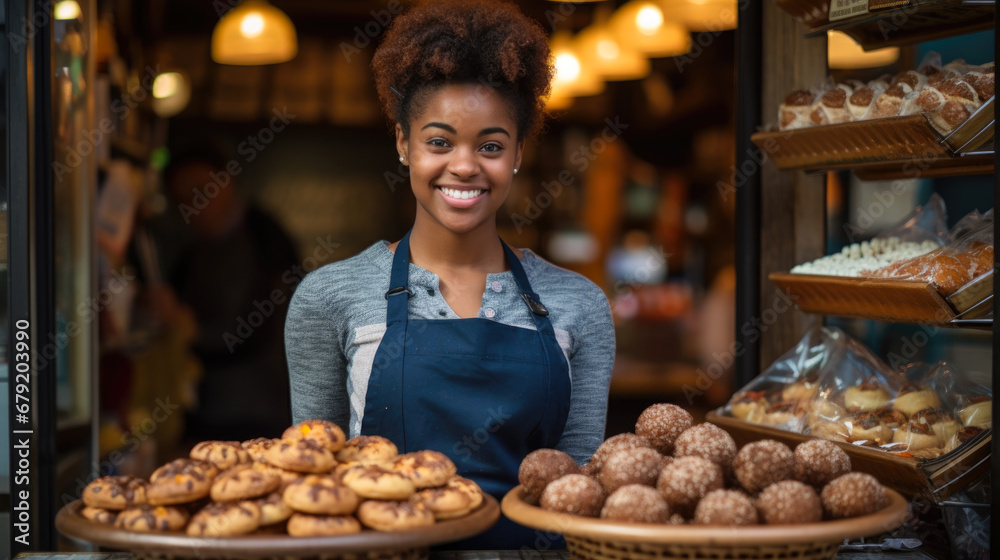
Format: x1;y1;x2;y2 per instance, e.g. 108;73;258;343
212;0;298;65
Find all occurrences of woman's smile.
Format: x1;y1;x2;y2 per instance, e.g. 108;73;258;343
436;184;489;207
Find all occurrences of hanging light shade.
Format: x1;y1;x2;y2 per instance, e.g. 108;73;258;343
212;0;297;65
660;0;738;32
152;71;192;118
827;31;899;69
549;31;605;99
611;1;691;58
575;22;651;81
54;0;82;20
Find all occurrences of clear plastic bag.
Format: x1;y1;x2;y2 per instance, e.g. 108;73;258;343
721;327;992;458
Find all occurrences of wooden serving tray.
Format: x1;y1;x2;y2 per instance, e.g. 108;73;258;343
56;496;500;560
768;271;993;328
502;484;908;559
708;412;992;500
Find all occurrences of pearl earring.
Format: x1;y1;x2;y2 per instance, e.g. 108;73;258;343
513;168;518;174
399;156;404;163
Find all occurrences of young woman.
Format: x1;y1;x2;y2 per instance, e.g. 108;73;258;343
285;0;615;547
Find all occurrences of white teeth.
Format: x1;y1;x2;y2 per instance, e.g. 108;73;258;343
441;187;483;200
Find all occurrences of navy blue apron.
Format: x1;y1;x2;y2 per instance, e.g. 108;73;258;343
362;229;571;549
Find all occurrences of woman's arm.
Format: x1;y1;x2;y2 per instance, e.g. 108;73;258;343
285;273;350;428
556;294;616;464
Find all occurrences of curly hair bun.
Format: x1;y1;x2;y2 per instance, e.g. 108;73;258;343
371;0;553;139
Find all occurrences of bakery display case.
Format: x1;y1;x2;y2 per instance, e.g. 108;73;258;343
734;1;996;557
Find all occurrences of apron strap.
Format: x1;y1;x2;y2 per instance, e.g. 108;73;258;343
500;241;557;337
385;229;413;327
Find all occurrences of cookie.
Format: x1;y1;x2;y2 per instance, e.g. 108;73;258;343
242;438;280;462
80;506;117;524
147;459;219;505
287;513;362;537
211;465;280;501
283;420;347;452
340;464;416;500
392;450;457;489
114;505;189;532
411;484;473;520
186;501;262;537
282;474;360;515
266;439;336;473
446;476;483;510
255;492;294;525
335;435;398;464
191;440;251;470
357;500;435;531
82;475;148;510
251;461;302;491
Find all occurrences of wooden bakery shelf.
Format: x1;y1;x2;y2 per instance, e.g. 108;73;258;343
752;98;995;179
776;0;995;50
708;411;992;500
769;270;994;328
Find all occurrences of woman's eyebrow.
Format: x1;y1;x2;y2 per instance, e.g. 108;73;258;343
479;127;510;138
421;121;457;133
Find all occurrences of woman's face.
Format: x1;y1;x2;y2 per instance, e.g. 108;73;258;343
397;83;523;236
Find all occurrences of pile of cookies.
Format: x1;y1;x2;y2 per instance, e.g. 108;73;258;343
79;420;484;537
519;404;888;526
730;377;991;459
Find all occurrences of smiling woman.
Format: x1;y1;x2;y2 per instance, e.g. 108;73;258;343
284;0;615;550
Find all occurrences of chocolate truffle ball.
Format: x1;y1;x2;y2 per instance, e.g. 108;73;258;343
518;448;578;499
600;484;671;523
694;489;759;526
539;474;605;517
821;472;886;519
588;433;655;473
673;423;738;472
635;403;694;454
794;439;851;487
656;456;724;518
756;480;822;524
734;440;795;493
599;447;664;494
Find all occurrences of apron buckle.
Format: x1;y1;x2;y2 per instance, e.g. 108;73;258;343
385;286;412;299
521;293;549;316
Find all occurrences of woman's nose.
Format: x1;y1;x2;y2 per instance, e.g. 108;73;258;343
447;147;479;178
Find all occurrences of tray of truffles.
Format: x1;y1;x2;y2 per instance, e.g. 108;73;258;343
502;403;909;560
775;0;995;50
751;56;994;178
711;327;992;500
55;420;499;560
770;200;994;327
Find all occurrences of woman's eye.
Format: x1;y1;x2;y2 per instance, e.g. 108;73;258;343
480;143;502;153
428;138;449;148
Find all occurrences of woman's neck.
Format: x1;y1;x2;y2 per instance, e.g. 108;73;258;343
407;215;507;274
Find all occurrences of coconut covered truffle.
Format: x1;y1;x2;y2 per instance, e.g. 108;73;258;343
600;484;671;523
634;403;693;454
518;448;578;500
733;440;795;494
794;439;851;487
693;489;758;526
539;474;605;517
598;448;664;494
821;472;886;519
756;480;822;524
588;433;655;473
655;456;724;518
673;423;738;472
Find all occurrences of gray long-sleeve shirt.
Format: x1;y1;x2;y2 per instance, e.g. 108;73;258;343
284;240;615;464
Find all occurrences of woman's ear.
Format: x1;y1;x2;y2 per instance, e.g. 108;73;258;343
395;123;407;164
514;137;525;171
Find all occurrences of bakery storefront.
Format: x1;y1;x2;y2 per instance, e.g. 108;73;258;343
1;0;997;558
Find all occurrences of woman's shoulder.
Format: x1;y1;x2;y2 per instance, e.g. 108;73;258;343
293;241;390;304
519;250;610;311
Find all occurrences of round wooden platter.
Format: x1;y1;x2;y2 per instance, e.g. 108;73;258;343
56;495;499;558
501;485;909;546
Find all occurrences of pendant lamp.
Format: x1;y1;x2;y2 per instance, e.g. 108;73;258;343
212;0;297;65
611;1;691;58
